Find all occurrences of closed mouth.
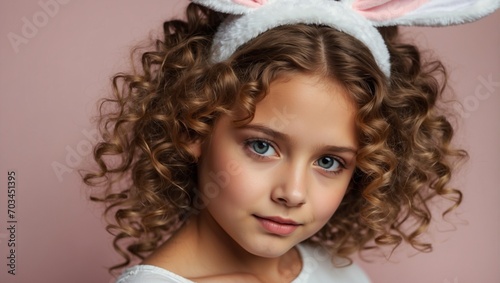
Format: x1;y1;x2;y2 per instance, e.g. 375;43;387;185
253;214;301;236
253;215;300;225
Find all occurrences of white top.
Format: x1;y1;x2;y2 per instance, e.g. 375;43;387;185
116;244;371;283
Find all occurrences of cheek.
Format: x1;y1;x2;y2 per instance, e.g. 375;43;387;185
310;186;349;223
315;168;354;217
207;160;270;205
198;140;260;205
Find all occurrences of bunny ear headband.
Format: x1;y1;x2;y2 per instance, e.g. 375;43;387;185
192;0;499;77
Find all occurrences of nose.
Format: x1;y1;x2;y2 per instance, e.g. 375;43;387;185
271;161;307;207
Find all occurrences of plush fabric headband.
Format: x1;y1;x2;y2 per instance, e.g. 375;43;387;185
192;0;499;77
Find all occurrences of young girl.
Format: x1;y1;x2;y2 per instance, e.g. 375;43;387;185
84;0;499;282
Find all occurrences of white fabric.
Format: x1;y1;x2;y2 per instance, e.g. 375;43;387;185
116;265;193;283
292;244;372;283
193;0;499;79
192;0;258;14
196;0;392;77
115;244;371;283
358;0;500;26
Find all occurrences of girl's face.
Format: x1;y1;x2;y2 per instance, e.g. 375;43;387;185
196;73;358;258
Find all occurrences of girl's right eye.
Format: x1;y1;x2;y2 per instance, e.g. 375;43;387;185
245;139;278;158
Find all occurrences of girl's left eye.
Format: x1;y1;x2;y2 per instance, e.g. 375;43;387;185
246;140;277;157
315;156;344;173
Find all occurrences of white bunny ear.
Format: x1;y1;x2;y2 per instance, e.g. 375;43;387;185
192;0;267;15
194;0;498;78
350;0;500;26
209;0;392;76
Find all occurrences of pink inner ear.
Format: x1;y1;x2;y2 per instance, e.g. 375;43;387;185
353;0;392;10
352;0;428;21
232;0;267;8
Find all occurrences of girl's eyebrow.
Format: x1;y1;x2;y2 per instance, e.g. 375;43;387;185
237;124;358;154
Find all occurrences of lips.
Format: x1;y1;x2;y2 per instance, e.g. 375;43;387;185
254;215;301;236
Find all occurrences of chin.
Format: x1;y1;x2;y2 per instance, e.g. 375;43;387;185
249;247;290;259
238;236;298;258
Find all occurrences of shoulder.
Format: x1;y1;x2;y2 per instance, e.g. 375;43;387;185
293;244;371;283
116;265;195;283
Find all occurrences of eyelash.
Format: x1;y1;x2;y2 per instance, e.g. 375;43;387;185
243;138;347;175
243;138;278;160
315;156;346;176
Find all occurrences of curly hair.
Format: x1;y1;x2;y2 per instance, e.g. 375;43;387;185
84;3;467;272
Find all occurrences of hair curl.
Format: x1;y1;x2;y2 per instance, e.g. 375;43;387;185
83;3;467;272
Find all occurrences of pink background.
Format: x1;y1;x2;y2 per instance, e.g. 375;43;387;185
0;1;498;283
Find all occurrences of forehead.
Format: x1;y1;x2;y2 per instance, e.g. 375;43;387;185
269;73;355;107
248;73;358;147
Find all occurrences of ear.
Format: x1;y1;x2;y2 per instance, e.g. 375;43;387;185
349;0;500;26
192;0;267;14
187;139;203;161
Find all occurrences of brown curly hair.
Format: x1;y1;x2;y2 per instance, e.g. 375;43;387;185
83;3;467;272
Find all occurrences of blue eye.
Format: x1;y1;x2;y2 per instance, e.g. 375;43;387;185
316;156;343;173
248;140;277;157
